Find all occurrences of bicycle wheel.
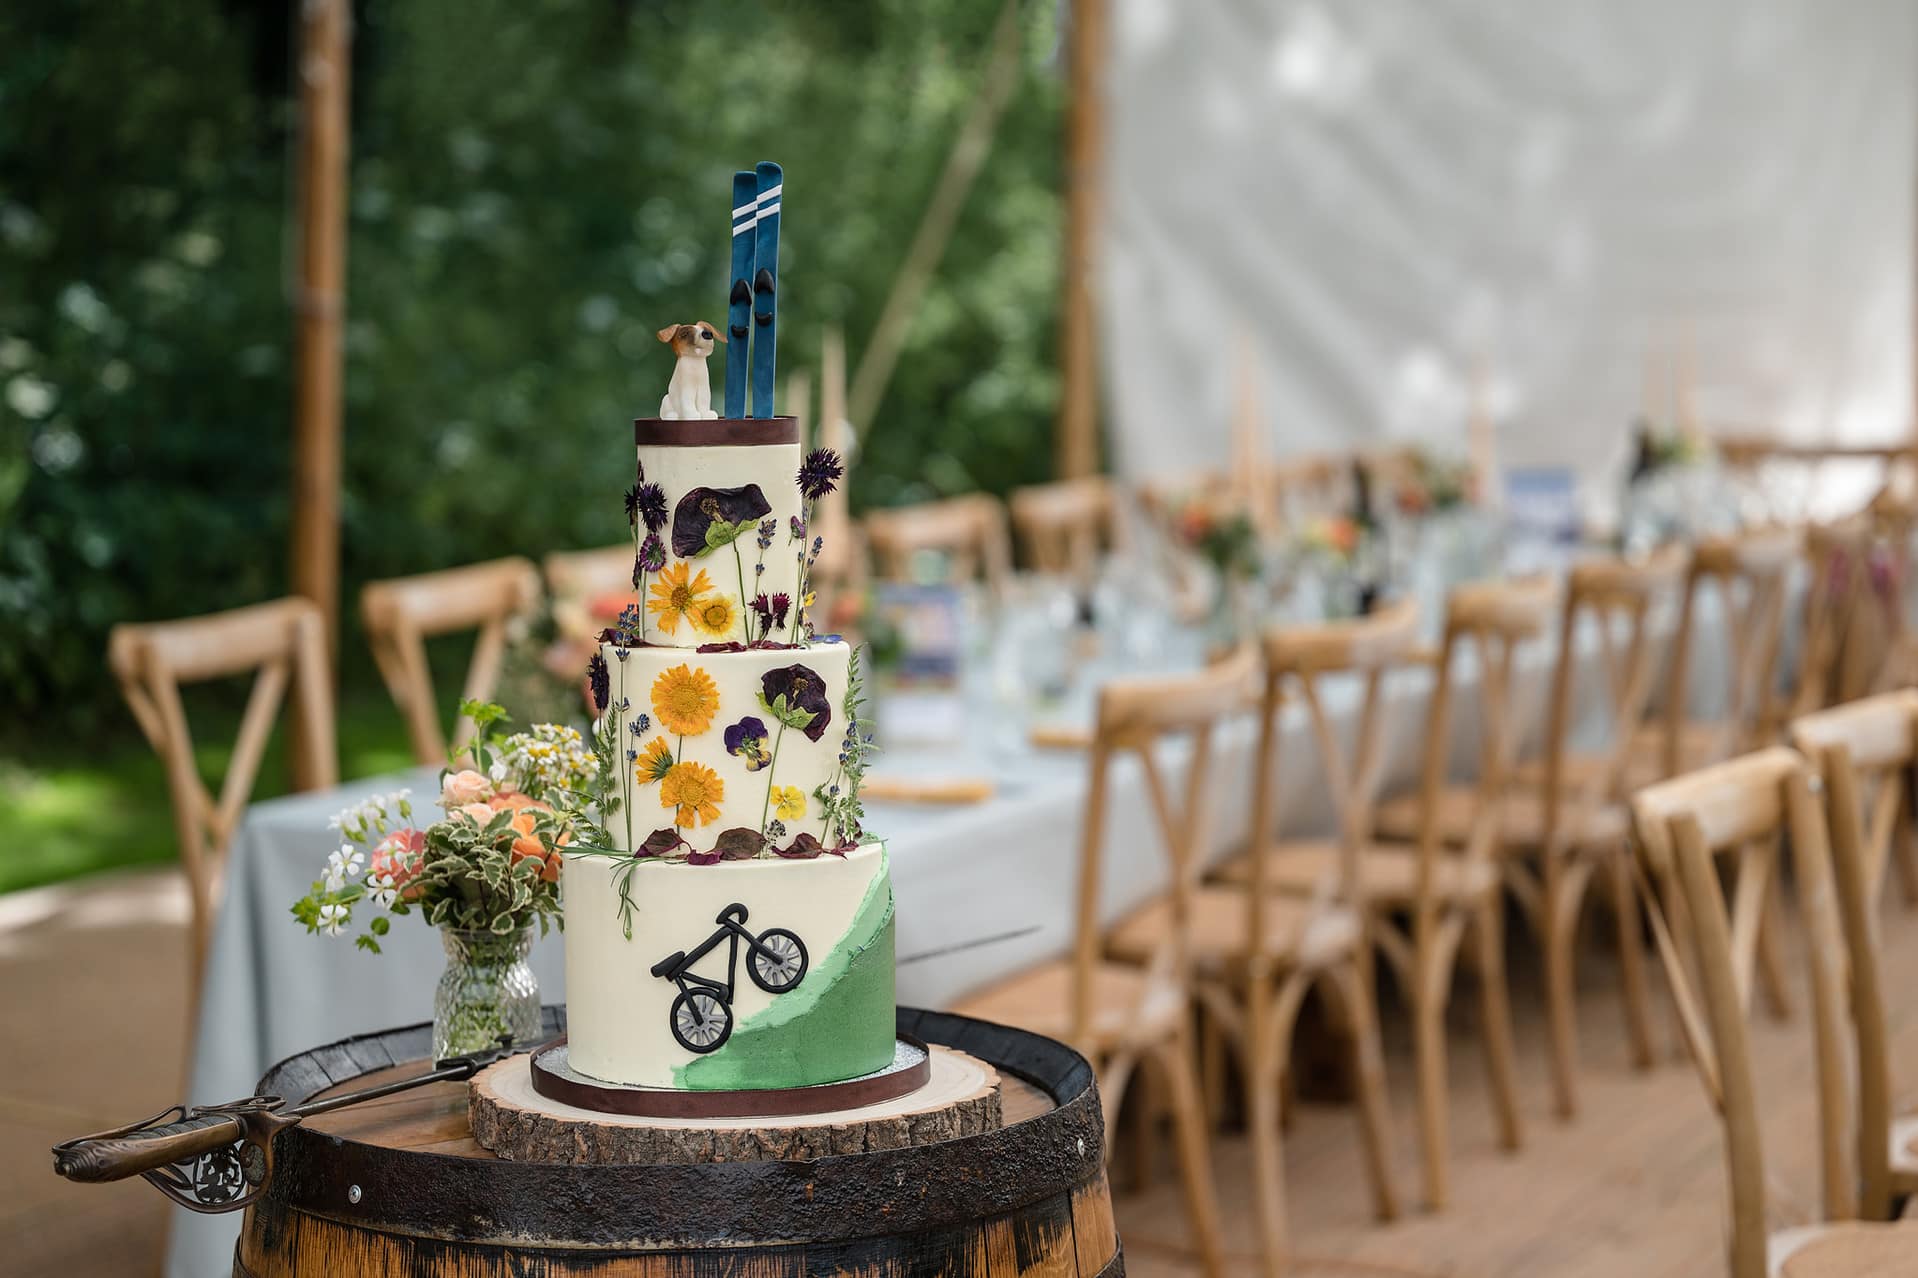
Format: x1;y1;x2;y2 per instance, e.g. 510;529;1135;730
669;989;733;1053
748;928;809;993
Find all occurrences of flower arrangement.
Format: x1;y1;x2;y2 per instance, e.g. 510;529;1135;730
292;701;597;952
1630;417;1712;479
1295;514;1361;563
1393;449;1480;517
1165;494;1260;582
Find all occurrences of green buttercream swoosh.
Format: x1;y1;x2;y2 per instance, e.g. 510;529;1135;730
675;858;896;1091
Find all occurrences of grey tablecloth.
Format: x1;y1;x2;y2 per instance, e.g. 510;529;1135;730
166;596;1732;1276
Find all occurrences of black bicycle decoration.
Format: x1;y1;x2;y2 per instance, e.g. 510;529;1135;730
650;903;808;1053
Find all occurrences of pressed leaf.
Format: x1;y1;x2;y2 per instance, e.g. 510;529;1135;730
637;828;687;859
712;827;766;859
777;832;826;859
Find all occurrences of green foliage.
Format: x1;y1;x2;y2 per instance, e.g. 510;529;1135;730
1;0;1064;737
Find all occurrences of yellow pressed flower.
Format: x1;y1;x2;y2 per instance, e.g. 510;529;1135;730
647;561;713;635
652;664;720;736
689;593;738;639
635;736;675;784
771;785;806;821
660;761;724;828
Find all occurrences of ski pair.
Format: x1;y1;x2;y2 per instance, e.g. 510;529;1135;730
725;162;782;419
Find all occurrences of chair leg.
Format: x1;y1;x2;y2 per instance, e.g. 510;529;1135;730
1158;1026;1230;1278
1755;875;1794;1022
1126;1049;1161;1194
1330;959;1399;1222
1607;850;1657;1069
1413;951;1451;1211
1200;1003;1230;1129
1474;899;1524;1152
1892;810;1918;909
1541;857;1589;1120
1245;977;1289;1278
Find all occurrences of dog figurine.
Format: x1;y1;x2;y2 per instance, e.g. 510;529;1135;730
657;322;724;420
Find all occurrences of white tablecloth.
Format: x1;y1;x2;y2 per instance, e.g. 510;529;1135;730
167;595;1733;1276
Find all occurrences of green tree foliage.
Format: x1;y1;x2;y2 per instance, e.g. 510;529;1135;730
0;0;1062;734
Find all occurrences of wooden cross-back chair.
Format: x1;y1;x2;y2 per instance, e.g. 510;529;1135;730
1630;748;1918;1277
1008;476;1124;585
1218;587;1542;1207
955;652;1263;1278
1378;556;1681;1115
1792;691;1918;1220
361;557;541;765
108;597;337;1001
862;494;1012;595
1104;614;1407;1275
542;544;635;603
1661;527;1800;777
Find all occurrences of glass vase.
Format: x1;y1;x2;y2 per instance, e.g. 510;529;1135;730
433;927;540;1060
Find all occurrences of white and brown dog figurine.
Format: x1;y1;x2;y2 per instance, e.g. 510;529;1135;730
656;321;725;420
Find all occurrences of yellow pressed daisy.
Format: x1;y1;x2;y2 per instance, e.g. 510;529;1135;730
652;663;720;736
771;785;806;821
660;761;724;828
646;561;714;636
634;736;675;784
688;593;739;639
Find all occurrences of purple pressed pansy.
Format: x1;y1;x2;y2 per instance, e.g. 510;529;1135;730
758;664;832;742
671;484;772;559
723;715;771;771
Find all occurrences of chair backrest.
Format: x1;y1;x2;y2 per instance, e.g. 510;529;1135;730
1536;551;1684;851
1661;527;1800;777
863;494;1012;592
1414;578;1559;883
1069;646;1260;1045
108;597;337;984
1009;476;1123;582
1631;748;1855;1274
1251;599;1423;914
543;544;636;603
360;556;541;764
1792;690;1918;1219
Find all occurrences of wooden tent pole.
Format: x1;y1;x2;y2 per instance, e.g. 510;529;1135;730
846;0;1024;437
1056;0;1106;480
289;0;351;789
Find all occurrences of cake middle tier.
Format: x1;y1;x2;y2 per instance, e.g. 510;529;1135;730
599;638;854;855
633;417;804;649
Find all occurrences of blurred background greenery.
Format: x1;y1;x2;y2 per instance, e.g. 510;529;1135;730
0;0;1065;890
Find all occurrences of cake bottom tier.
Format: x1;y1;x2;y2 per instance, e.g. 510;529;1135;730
561;842;894;1091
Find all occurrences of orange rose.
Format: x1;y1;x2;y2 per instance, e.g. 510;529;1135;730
438;768;493;809
499;797;567;882
457;802;496;826
370;828;427;901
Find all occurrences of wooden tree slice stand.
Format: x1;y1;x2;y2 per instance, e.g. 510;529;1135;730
472;1037;1002;1165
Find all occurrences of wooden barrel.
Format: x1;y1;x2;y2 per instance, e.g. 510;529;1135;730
236;1007;1120;1277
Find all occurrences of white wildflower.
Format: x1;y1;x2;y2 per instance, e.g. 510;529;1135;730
325;845;365;893
366;872;398;909
317;903;348;937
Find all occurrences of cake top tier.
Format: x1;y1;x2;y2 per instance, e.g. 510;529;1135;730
611;419;841;654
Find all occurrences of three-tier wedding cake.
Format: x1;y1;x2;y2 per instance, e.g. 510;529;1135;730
561;163;894;1094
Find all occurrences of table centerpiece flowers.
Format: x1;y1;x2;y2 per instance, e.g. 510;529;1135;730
291;701;600;1058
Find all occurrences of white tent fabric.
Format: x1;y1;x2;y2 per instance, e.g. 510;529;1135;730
1101;0;1915;507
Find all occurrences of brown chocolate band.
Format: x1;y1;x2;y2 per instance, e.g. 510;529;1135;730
528;1034;932;1119
634;417;799;447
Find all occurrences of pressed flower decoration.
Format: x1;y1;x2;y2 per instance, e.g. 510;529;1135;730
771;785;807;822
636;735;676;783
724;716;771;770
759;663;831;742
647;561;715;636
787;448;843;642
689;593;739;639
652;663;721;736
671;484;772;558
660;760;725;828
585;651;610;713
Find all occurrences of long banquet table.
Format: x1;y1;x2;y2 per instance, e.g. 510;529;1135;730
166;591;1736;1276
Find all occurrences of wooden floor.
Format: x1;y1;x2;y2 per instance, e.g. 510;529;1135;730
4;869;1916;1276
1117;888;1918;1278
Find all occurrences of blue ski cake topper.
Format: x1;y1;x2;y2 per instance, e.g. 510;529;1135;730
663;162;783;422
